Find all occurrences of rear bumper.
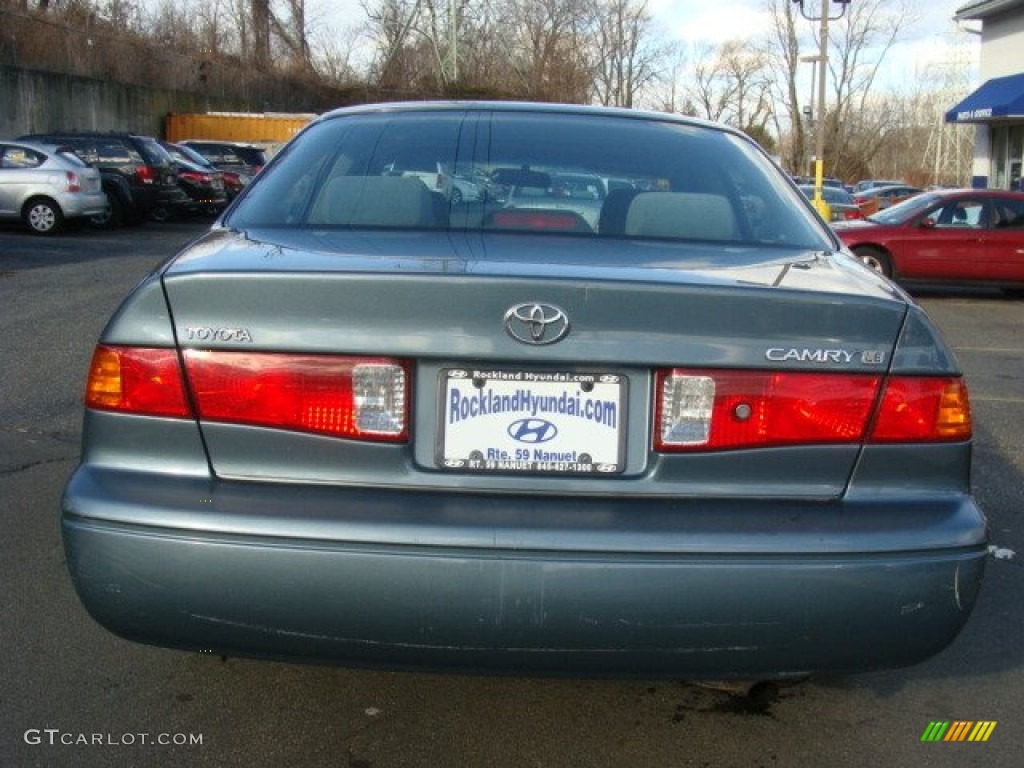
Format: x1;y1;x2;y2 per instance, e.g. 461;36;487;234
58;190;109;219
62;466;987;679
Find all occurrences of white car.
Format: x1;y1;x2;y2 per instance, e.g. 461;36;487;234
0;141;107;234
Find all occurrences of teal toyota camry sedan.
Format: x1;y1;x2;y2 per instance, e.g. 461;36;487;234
62;102;986;680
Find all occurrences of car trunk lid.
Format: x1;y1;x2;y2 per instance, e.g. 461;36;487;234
157;229;911;497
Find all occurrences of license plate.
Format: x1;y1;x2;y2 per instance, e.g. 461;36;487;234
438;369;626;474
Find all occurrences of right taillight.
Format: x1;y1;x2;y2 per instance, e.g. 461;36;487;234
655;369;881;451
654;369;972;452
869;376;972;442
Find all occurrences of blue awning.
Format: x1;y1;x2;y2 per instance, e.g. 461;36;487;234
945;73;1024;123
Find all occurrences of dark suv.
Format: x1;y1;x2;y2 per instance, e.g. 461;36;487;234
17;132;187;227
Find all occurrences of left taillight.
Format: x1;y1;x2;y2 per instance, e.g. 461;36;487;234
182;350;409;442
85;346;410;442
65;171;81;193
85;345;191;418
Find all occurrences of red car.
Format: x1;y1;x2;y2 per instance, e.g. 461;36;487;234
834;188;1024;289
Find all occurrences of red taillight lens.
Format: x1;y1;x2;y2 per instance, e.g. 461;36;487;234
655;369;881;451
870;376;972;442
183;351;409;441
136;165;157;184
179;171;208;184
65;171;81;192
85;345;190;418
655;369;972;452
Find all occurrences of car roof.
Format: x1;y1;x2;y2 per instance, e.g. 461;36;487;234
313;100;748;141
20;131;150;139
926;188;1024;199
1;139;82;155
182;139;264;149
859;184;919;195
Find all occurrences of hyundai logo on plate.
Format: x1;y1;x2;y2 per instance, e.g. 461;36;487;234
503;303;570;345
508;418;558;444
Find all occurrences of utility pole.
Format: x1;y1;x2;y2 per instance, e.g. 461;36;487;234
793;0;851;218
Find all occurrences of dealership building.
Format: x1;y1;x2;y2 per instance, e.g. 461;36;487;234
946;0;1024;189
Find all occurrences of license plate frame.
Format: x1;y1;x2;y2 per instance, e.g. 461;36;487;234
437;368;627;474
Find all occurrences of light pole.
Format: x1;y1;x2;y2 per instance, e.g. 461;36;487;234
793;0;852;218
800;54;820;177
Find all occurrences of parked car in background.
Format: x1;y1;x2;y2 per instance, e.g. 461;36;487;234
451;174;483;205
834;188;1024;289
16;131;187;228
385;159;455;200
851;179;904;195
798;184;863;223
0;140;107;234
180;140;267;194
63;101;986;681
500;170;608;230
157;141;229;218
793;175;846;190
853;184;922;215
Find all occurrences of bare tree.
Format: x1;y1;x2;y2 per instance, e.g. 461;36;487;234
653;46;694;114
249;0;270;69
591;0;666;109
310;21;366;85
509;0;595;102
824;0;914;180
761;0;805;172
689;40;772;136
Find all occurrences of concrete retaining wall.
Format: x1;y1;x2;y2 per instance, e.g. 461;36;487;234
1;65;244;140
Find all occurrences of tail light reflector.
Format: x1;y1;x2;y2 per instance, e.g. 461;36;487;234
85;345;190;418
182;351;409;441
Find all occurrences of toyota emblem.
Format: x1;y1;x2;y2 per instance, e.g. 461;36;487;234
503;303;570;345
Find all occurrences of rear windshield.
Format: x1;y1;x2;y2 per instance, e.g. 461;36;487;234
226;110;829;248
190;144;264;166
56;149;89;168
134;137;172;167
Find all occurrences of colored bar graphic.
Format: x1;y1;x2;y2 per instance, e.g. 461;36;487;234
969;722;997;742
946;721;973;741
921;721;996;742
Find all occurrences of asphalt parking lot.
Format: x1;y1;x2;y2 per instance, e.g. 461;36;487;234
1;220;1022;768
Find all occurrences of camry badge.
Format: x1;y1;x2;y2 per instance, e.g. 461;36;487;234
504;303;570;345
